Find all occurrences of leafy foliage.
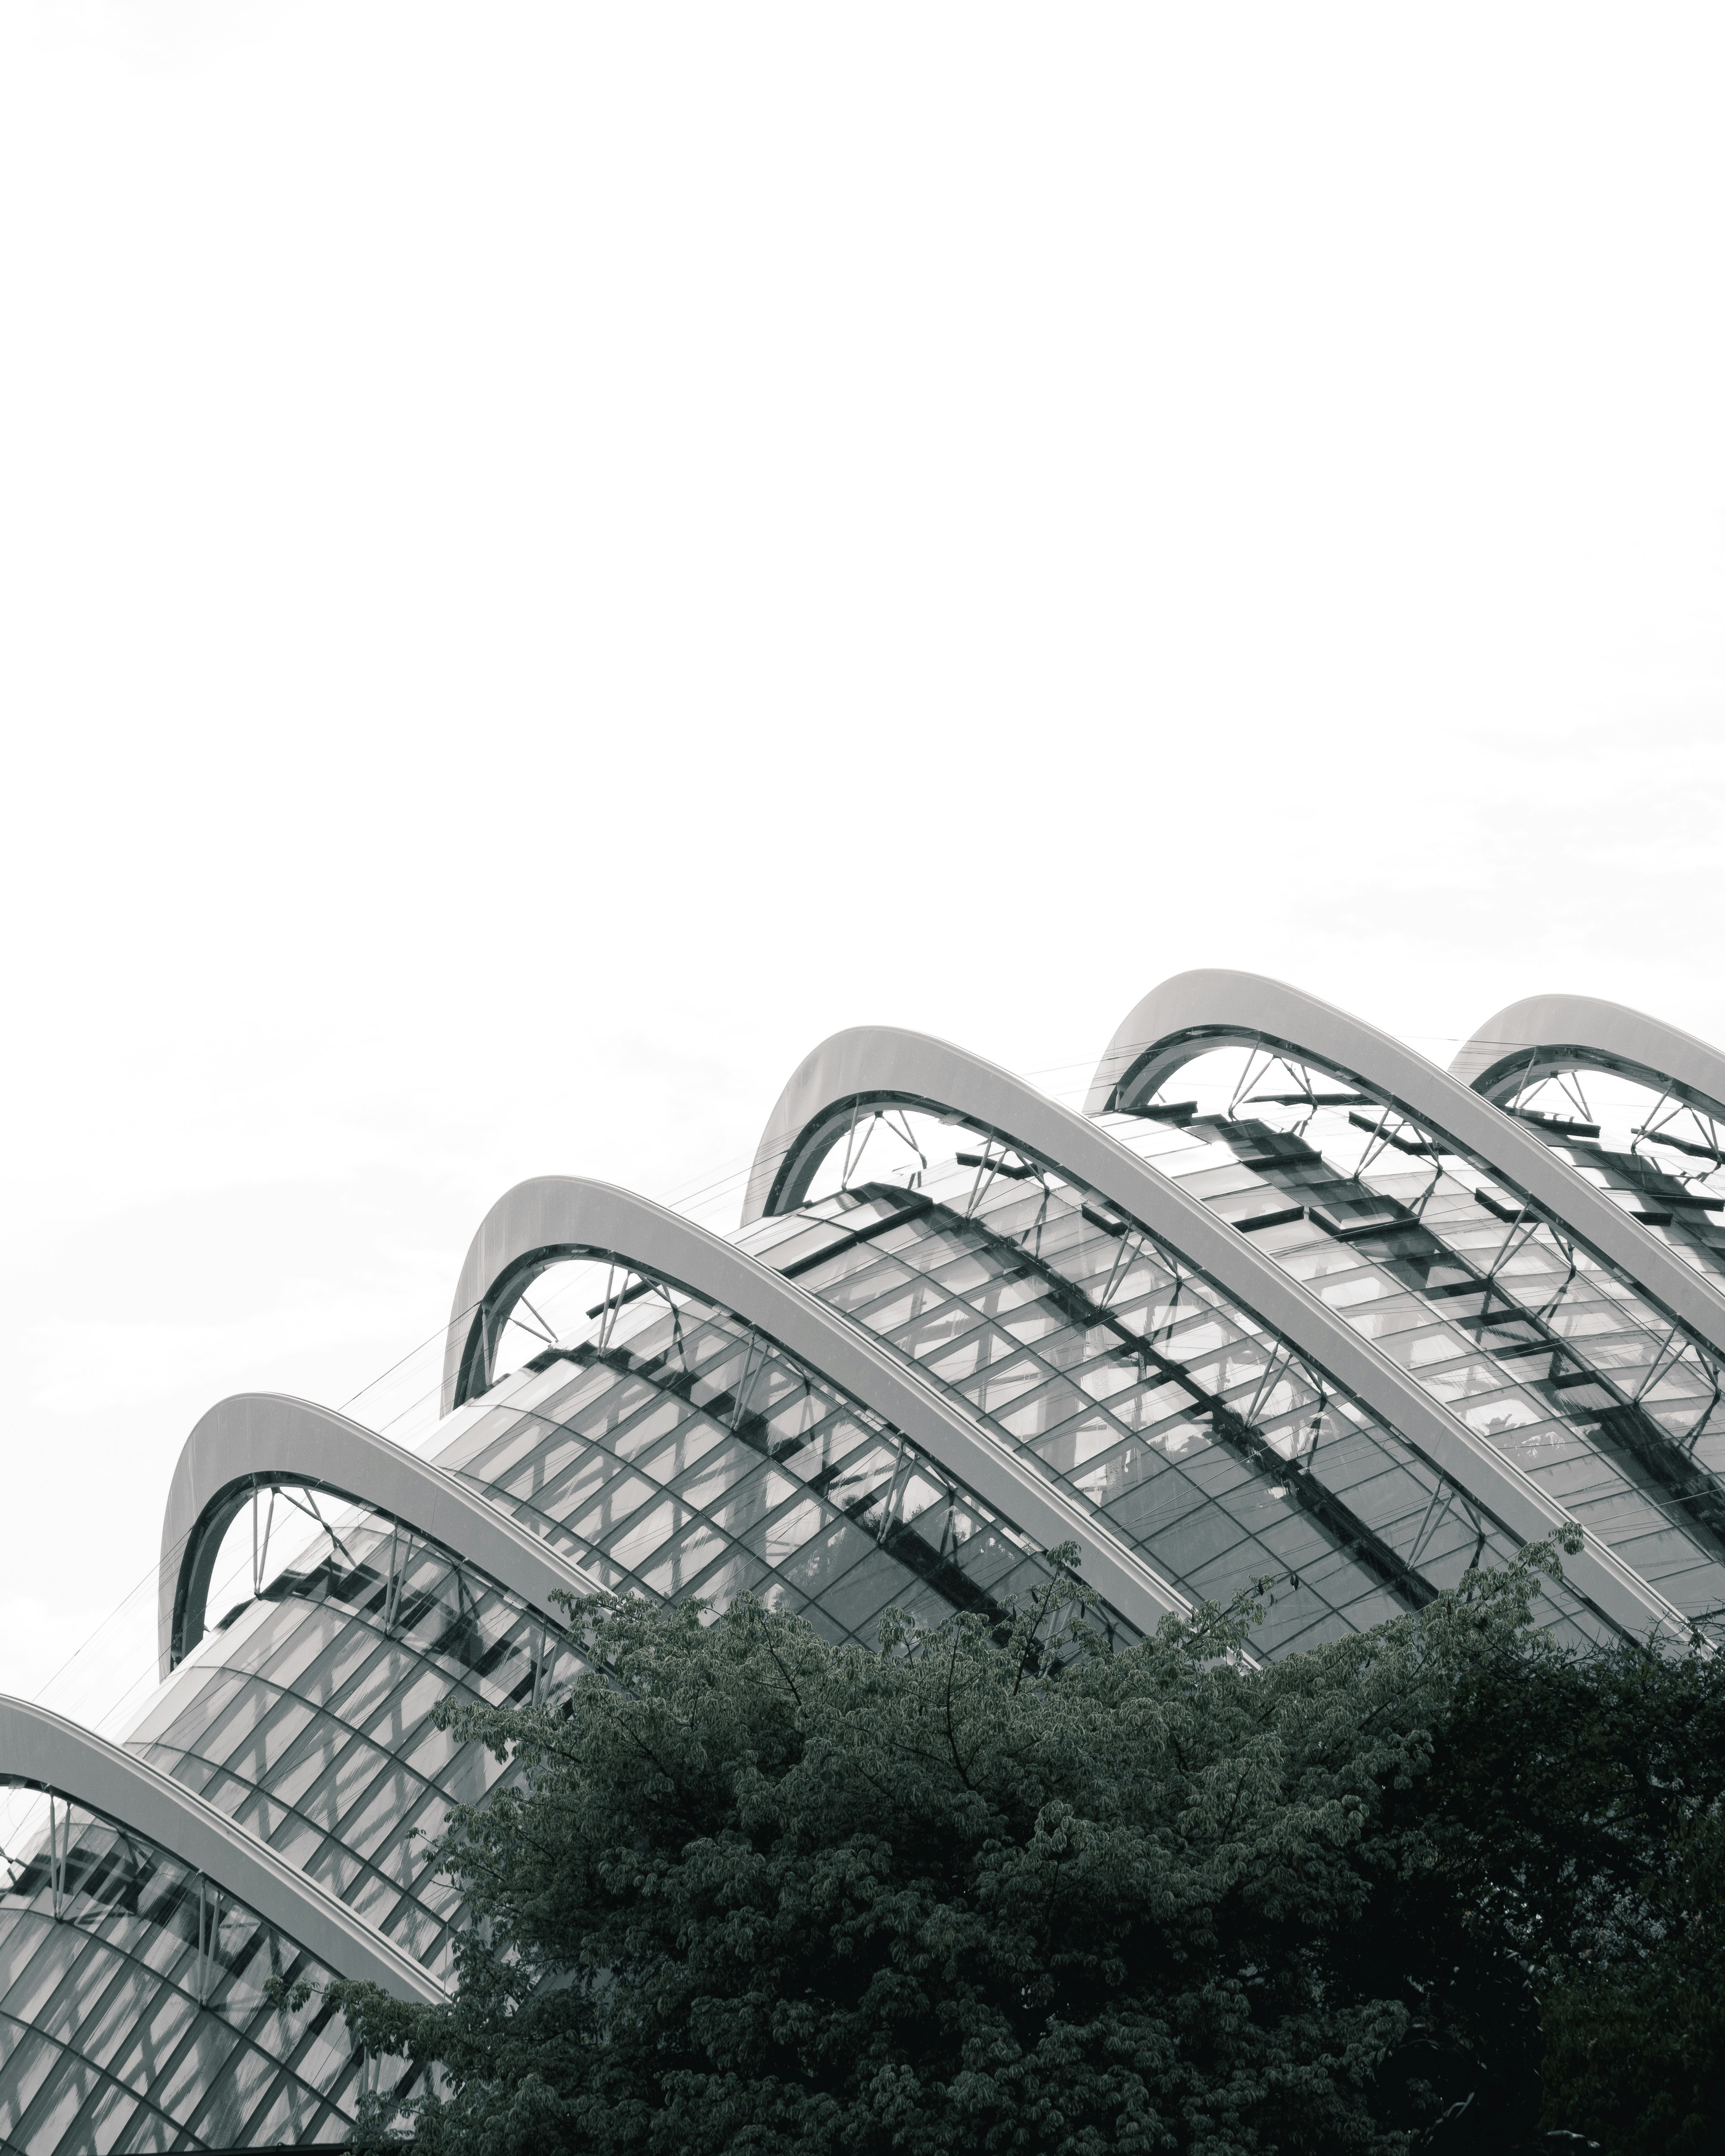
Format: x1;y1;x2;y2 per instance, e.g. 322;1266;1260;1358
1537;1814;1725;2156
1423;1645;1725;2154
298;1536;1725;2154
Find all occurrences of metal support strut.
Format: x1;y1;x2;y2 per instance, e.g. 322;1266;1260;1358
196;1873;223;2005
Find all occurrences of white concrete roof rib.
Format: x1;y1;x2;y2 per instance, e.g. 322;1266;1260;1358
1452;991;1725;1121
159;1392;605;1683
1091;969;1725;1368
0;1697;443;2005
743;1021;1681;1642
441;1176;1192;1642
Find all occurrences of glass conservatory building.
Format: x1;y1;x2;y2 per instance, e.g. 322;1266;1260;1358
8;970;1725;2151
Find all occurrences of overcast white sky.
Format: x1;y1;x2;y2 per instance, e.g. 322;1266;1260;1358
1;2;1723;1720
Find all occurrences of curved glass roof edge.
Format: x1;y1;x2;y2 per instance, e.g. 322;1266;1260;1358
1085;970;1725;1365
1120;1018;1725;1297
442;1308;1145;1665
1078;984;1725;1622
746;1147;1673;1630
734;1040;1666;1644
121;1504;592;1991
439;1177;1627;1652
0;1670;433;2150
159;1392;609;1681
1451;993;1725;1121
1445;995;1725;1302
1101;1099;1725;1618
754;1151;1662;1652
1099;1057;1725;1541
435;1176;1189;1641
0;1698;441;2007
448;1177;1457;1658
760;1172;1467;1618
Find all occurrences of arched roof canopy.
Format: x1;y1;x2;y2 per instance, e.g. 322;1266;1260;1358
441;1178;1190;1641
0;1697;442;2003
1451;992;1725;1121
160;1394;605;1682
1087;969;1725;1371
743;1022;1678;1644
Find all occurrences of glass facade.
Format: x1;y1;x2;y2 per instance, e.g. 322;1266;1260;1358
0;1513;566;2152
434;1283;1125;1652
1492;1063;1725;1297
13;992;1721;2150
733;1158;1609;1658
0;1801;379;2153
1098;1044;1725;1634
0;1270;1117;2150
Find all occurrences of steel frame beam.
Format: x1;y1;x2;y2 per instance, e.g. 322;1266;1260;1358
440;1177;1191;1640
1452;992;1725;1124
0;1697;442;2004
1086;970;1725;1374
742;1022;1678;1641
844;1180;1440;1613
159;1393;605;1682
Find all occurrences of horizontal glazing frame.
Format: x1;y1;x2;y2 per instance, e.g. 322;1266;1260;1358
129;1514;597;1986
436;1282;1129;1656
735;1146;1609;1658
1490;1060;1725;1302
1097;1040;1725;1632
0;1800;391;2154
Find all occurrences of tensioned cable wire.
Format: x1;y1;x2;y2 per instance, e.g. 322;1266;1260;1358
16;1140;770;1736
23;1476;351;1739
10;1031;1717;1861
22;1020;1723;1749
18;1086;1102;1733
21;1133;846;1724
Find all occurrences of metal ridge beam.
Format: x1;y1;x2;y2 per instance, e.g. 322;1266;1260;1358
743;1022;1677;1642
0;1695;442;2003
160;1393;606;1682
1087;968;1725;1372
1451;992;1725;1120
441;1176;1190;1639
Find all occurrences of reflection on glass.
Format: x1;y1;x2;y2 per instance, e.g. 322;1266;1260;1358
1499;1063;1725;1296
433;1282;1128;1656
1095;1043;1725;1633
734;1143;1610;1658
0;1800;388;2153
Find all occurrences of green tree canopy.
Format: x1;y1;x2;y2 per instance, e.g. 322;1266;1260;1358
322;1539;1711;2156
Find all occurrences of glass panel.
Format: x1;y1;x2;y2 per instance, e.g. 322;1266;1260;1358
0;1803;367;2156
1087;1042;1725;1634
431;1297;1120;1656
733;1142;1614;1658
1498;1062;1725;1297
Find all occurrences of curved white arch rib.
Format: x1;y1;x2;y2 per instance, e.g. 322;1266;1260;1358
440;1177;1189;1641
1088;969;1725;1370
743;1023;1676;1643
1451;993;1725;1120
0;1696;442;2004
160;1394;606;1683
